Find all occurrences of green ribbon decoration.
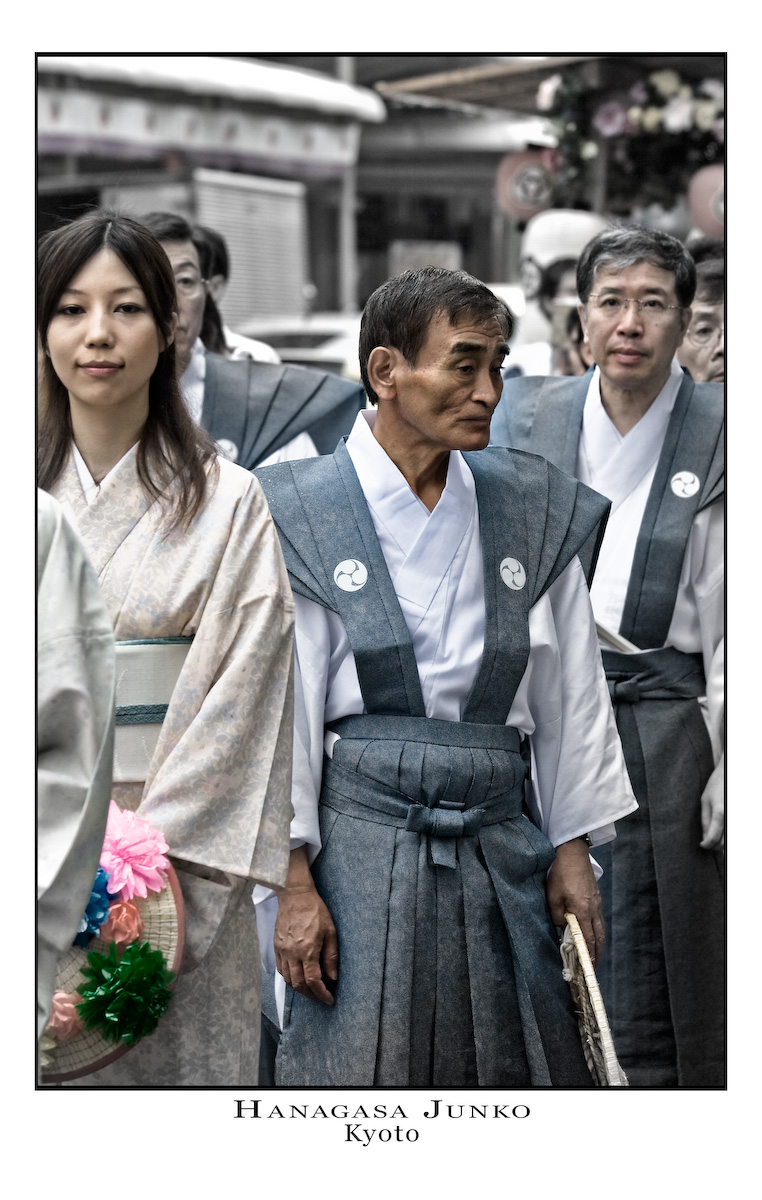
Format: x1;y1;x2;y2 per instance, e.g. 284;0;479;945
77;940;176;1045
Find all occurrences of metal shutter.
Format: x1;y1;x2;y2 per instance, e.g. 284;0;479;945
193;168;308;326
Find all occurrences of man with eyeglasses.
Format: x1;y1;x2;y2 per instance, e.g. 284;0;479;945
678;257;724;383
491;226;724;1087
138;212;365;469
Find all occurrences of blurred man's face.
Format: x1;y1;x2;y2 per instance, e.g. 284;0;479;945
677;298;724;383
160;239;207;375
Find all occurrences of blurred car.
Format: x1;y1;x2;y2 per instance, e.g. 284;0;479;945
234;312;362;381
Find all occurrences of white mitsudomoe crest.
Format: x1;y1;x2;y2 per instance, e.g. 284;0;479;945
334;559;368;592
215;438;239;463
670;471;700;498
499;557;527;591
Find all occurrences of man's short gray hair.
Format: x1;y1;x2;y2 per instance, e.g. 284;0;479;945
576;226;697;309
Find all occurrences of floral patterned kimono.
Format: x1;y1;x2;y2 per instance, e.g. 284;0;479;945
52;444;295;1086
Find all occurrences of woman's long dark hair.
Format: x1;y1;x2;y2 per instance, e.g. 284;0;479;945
37;210;219;532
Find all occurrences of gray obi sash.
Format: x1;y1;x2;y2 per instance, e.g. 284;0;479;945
602;647;706;706
325;714;526;868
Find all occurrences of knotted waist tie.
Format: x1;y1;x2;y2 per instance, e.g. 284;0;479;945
602;647;706;706
323;714;528;869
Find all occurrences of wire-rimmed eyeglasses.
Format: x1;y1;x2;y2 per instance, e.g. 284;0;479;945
588;293;682;320
685;320;724;348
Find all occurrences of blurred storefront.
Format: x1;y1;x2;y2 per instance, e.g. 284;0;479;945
393;55;724;234
38;55;724;324
37;55;385;319
260;55;724;305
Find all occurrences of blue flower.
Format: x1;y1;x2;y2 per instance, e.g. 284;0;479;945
73;866;113;948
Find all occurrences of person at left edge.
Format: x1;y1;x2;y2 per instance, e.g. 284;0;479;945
138;211;366;470
37;489;116;1052
37;210;295;1086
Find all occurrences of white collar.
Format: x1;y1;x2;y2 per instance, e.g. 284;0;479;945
71;441;139;505
584;357;684;445
179;338;207;424
345;409;475;555
579;359;684;507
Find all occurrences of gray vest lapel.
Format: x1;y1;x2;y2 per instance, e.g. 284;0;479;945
202;353;365;468
462;452;533;724
619;376;724;648
506;375;588;475
200;353;255;462
291;442;426;717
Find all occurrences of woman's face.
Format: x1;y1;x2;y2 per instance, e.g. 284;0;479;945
45;246;174;420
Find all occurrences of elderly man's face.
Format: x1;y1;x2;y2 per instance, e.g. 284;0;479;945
159;239;207;374
677;298;724;383
580;261;691;401
377;311;508;455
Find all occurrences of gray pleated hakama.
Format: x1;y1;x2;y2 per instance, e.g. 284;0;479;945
494;372;725;1086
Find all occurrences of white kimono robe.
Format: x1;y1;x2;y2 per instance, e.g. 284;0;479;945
37;490;116;1043
577;361;724;761
256;410;636;1018
52;444;295;1086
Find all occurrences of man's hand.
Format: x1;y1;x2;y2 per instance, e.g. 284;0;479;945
273;846;339;1005
546;835;605;966
700;754;724;851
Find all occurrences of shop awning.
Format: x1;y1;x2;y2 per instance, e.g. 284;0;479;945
37;55;387;123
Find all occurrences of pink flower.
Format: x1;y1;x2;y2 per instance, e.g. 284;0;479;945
100;802;169;901
47;990;85;1042
592;102;628;138
98;898;145;948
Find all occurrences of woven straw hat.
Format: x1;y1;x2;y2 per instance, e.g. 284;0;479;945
40;865;185;1083
561;912;628;1087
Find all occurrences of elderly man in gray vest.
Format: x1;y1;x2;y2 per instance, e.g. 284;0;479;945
491;226;724;1087
253;265;637;1087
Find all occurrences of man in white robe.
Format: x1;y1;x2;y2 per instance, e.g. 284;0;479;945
255;266;636;1087
491;226;724;1086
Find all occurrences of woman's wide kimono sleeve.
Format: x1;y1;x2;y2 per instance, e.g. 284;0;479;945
135;468;296;892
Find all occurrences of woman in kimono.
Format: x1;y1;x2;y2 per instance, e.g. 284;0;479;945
37;211;295;1086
